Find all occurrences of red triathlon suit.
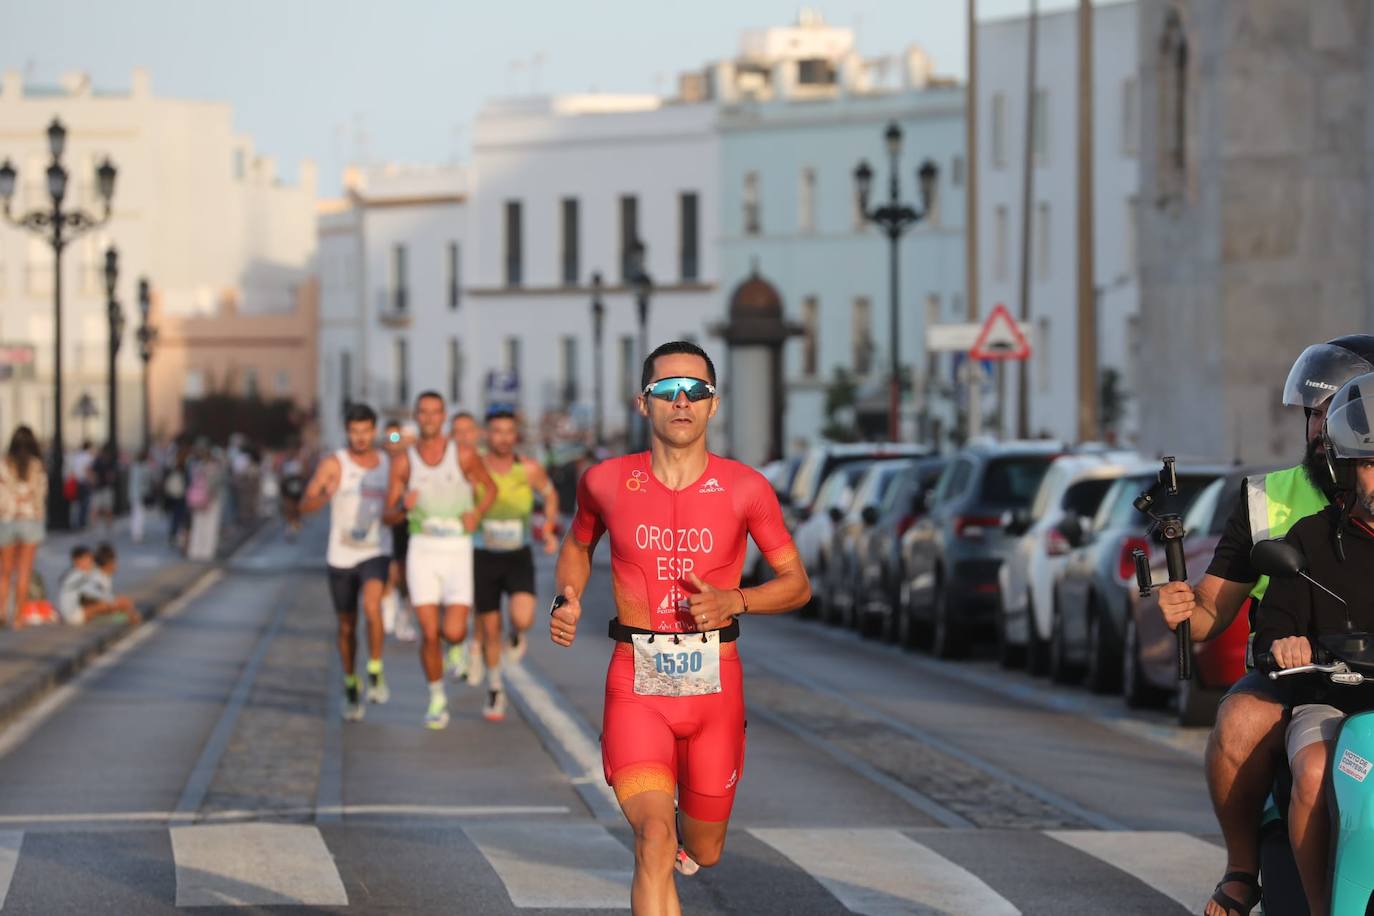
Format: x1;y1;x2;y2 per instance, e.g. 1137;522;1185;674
570;451;797;822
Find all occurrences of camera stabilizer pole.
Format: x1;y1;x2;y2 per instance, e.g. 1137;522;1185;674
1132;457;1191;681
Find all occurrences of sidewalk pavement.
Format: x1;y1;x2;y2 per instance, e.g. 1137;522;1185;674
0;510;268;729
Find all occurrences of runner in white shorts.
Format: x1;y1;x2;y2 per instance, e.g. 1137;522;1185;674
384;390;495;729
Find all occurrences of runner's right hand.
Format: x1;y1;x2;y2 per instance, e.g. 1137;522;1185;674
550;585;581;647
1157;581;1194;631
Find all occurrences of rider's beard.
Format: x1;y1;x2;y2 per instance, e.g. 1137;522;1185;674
1302;437;1338;501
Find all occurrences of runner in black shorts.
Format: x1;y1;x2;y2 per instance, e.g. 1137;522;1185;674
472;408;560;721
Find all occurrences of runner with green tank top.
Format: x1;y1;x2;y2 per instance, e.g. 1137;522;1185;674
383;391;496;730
472;408;560;721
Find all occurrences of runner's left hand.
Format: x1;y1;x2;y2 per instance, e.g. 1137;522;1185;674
462;511;479;533
542;526;559;555
686;573;740;631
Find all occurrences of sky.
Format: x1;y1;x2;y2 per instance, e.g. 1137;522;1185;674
1;0;1086;196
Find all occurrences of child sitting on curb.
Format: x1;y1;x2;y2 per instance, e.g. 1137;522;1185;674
57;544;141;626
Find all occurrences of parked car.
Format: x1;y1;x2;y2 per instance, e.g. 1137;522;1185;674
791;460;875;616
1123;468;1263;725
849;458;948;640
997;451;1139;673
1051;463;1227;696
897;441;1064;657
743;455;804;584
785;442;930;531
821;458;919;627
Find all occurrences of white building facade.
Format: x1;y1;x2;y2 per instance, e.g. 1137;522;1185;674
316;165;468;448
975;1;1140;442
714;16;966;452
0;68;316;448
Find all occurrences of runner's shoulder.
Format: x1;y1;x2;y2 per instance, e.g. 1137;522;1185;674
709;455;773;496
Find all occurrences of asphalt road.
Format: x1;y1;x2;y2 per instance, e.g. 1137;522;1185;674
0;515;1224;914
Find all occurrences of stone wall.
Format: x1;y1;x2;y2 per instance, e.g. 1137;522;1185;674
1137;0;1372;465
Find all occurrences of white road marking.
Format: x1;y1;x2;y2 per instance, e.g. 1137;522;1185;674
0;831;21;909
0;570;223;763
466;821;632;909
0;804;571;827
171;822;348;907
1047;830;1224;912
503;661;620;815
752;827;1020;916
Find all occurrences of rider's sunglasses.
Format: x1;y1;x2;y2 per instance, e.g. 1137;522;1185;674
642;377;716;403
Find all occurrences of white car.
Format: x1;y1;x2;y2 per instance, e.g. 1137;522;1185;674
997;451;1139;673
790;460;875;614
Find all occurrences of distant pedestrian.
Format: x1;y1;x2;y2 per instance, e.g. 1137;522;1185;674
163;445;191;552
186;442;224;560
69;440;96;529
89;443;118;532
0;426;47;628
128;449;154;544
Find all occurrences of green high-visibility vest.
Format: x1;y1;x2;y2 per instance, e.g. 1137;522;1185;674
1244;464;1329;603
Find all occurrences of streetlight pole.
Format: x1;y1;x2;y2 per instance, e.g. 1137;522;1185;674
629;240;653;451
136;277;157;453
590;271;606;448
854;122;938;442
0;118;119;531
104;246;124;455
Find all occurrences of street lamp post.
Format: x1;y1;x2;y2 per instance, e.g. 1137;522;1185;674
629;240;653;451
590;271;606;448
104;246;124;454
0;118;118;530
853;122;937;442
136;277;157;453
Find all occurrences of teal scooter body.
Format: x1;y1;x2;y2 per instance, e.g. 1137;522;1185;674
1330;710;1374;915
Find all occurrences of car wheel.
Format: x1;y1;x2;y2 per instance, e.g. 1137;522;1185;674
996;601;1025;669
1084;597;1121;694
1026;593;1050;676
1048;599;1080;685
1122;614;1167;709
1177;674;1222;727
930;583;965;659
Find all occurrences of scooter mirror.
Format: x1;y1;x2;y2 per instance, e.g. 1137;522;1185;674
1250;539;1305;579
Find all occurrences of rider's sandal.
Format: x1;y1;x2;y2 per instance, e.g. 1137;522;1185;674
1209;871;1261;916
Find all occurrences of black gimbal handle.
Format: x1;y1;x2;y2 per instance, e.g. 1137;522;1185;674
1163;534;1190;681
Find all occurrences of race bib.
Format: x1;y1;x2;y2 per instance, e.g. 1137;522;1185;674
631;632;722;697
420;516;468;538
481;518;526;551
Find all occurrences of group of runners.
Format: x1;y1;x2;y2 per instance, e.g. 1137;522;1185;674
304;340;811;915
299;388;561;727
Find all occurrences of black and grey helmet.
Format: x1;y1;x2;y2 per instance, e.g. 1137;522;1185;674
1283;335;1374;409
1323;371;1374;491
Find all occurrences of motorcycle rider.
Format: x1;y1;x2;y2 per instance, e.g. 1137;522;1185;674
1159;335;1374;916
1253;371;1374;916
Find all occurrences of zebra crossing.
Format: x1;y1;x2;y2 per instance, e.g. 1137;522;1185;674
0;820;1224;913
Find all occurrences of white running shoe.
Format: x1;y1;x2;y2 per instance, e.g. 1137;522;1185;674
343;683;365;722
394;604;418;643
424;694;450;730
506;631;528;664
380;591;398;635
674;848;700;876
366;671;390;704
447;644;469;683
483;688;507;722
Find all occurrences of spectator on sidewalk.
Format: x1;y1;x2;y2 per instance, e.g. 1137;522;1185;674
0;426;47;629
163;444;191;552
69;441;96;530
56;544;138;626
89;443;118;532
186;441;224;560
128;448;152;544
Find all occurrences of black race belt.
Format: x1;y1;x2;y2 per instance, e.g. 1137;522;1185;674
608;617;739;643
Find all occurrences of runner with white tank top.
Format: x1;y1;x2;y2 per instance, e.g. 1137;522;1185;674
299;403;394;722
383;391;496;730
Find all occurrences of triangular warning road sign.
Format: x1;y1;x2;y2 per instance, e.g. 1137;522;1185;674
969;303;1032;361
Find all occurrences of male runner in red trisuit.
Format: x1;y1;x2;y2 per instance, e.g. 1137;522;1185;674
551;340;810;916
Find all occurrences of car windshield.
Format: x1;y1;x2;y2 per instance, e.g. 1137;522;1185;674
815;461;871;509
979;456;1057;508
1062;477;1117;518
1100;472;1222;531
849;463;906;517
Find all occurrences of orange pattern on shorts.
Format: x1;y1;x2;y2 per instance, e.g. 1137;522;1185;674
611;761;676;804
